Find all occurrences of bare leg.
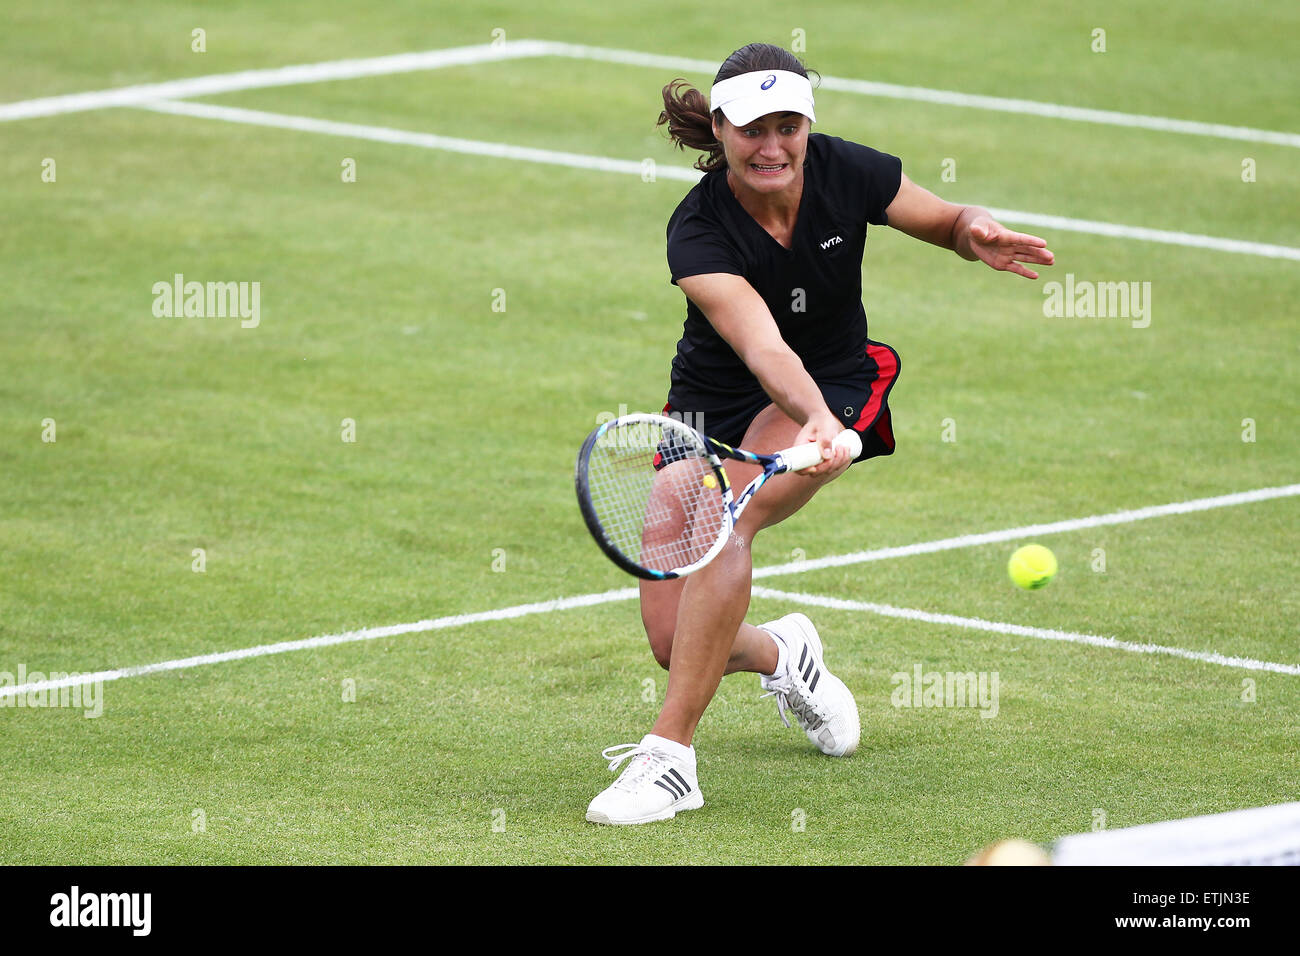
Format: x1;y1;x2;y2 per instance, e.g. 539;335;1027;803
646;405;845;746
650;530;767;743
641;577;780;675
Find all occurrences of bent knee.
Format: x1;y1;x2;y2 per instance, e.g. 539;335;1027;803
649;637;673;671
645;625;674;670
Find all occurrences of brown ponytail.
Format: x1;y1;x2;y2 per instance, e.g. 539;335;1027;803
656;42;817;174
657;79;724;173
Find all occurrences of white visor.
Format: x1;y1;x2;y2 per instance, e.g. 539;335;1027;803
709;69;816;127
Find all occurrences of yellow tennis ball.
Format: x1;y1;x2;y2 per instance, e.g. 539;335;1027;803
702;474;718;489
1008;544;1057;590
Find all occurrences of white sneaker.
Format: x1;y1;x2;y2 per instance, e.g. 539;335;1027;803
759;613;860;757
585;734;704;825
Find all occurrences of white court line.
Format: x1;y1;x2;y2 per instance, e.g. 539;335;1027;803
2;483;1296;700
754;483;1300;578
983;208;1300;261
4;39;1298;151
0;41;548;122
135;99;1300;262
538;41;1300;150
137;99;699;180
0;588;637;699
751;587;1300;676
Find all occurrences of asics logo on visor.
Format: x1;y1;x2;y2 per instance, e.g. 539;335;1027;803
760;74;777;89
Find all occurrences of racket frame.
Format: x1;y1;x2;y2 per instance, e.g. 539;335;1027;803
575;413;849;581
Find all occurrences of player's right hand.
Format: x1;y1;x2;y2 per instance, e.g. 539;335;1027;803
794;410;854;477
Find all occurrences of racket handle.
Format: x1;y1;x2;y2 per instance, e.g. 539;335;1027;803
777;429;863;472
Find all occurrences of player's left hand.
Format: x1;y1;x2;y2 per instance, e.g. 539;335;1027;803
968;216;1055;280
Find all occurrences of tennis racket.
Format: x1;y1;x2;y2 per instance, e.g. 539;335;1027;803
575;413;862;580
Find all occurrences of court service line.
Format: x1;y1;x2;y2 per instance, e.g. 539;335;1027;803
133;99;1300;261
2;482;1296;700
3;39;1298;152
751;586;1300;675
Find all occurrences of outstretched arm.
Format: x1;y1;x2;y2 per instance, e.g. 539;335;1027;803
883;173;1055;280
676;273;853;476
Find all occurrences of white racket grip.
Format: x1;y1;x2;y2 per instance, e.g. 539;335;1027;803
777;429;863;472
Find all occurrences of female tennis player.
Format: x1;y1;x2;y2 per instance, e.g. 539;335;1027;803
587;42;1053;825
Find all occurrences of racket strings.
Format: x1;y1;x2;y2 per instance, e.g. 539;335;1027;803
585;422;726;573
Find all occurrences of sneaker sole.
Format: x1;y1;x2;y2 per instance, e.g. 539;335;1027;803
777;613;860;758
585;790;704;826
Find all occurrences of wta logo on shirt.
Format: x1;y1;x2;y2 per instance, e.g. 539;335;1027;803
819;233;844;251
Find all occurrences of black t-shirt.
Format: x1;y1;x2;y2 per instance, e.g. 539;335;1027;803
665;132;902;411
